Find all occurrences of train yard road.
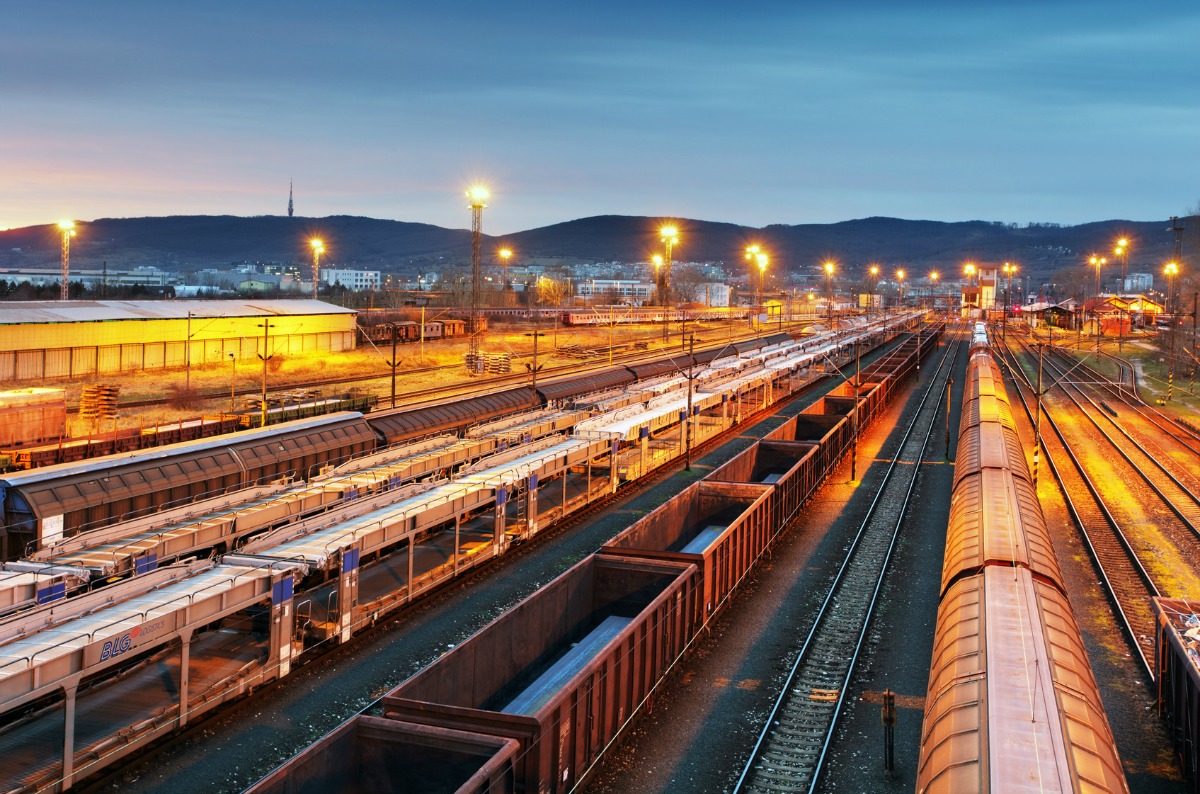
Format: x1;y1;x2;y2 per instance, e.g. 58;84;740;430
83;334;901;794
582;331;963;794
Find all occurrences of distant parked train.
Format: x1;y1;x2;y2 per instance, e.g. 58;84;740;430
916;325;1127;793
561;305;750;326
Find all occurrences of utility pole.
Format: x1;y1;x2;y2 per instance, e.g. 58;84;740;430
684;332;695;472
944;378;952;459
1032;342;1044;487
851;340;860;482
609;304;615;366
257;320;273;428
186;310;192;394
525;330;546;395
467;187;489;371
229;353;237;412
386;323;401;409
1192;292;1197;394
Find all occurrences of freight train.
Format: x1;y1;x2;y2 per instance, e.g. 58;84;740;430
0;393;377;472
915;324;1128;793
246;325;944;794
561;305;751;326
0;316;927;793
0;334;798;562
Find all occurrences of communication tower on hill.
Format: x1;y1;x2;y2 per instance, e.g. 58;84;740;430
288;180;294;218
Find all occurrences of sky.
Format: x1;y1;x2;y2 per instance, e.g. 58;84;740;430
3;1;1198;234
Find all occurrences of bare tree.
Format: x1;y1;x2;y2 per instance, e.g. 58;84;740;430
671;264;705;304
535;277;569;307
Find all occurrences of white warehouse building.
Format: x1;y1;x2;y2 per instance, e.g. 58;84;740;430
321;269;380;291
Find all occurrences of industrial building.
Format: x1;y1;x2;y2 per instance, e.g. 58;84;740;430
0;299;357;383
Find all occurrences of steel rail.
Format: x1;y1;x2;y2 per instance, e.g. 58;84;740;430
733;330;960;794
1032;345;1200;545
997;340;1158;679
1051;347;1200;457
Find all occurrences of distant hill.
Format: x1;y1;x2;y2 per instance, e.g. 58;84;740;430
0;213;1186;282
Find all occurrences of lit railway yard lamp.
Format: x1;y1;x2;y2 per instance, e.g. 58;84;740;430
310;238;325;300
58;220;76;301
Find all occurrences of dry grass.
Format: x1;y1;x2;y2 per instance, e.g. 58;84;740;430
47;320;749;435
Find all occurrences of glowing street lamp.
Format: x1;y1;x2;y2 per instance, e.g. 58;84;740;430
1000;262;1017;341
963;263;976;316
467;186;489;362
757;252;769;313
824;261;836;330
1165;261;1179;315
310;238;325;299
58;220;76;301
1165;261;1180;401
869;264;880;315
929;271;940;313
1088;254;1106;345
659;226;678;341
499;248;512;291
1114;237;1130;291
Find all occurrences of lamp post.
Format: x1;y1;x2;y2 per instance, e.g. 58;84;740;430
757;253;768;319
1166;261;1179;402
499;247;512;294
896;269;906;312
310;238;325;300
1115;237;1129;292
256;321;273;428
684;332;695;472
467;186;489;365
1089;254;1106;349
186;310;193;394
1114;239;1129;353
229;352;237;412
824;261;836;332
652;254;664;306
746;245;762;323
869;265;879;316
929;271;940;316
963;263;976;318
660;226;678;341
58;220;76;301
1001;263;1016;344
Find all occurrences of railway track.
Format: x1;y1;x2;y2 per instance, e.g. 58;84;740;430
996;339;1160;678
732;331;961;793
1030;344;1200;544
85;330;908;794
1046;342;1200;457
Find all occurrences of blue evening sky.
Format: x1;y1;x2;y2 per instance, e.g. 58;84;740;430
2;1;1197;233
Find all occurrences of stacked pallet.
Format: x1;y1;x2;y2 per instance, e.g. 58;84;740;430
79;385;119;424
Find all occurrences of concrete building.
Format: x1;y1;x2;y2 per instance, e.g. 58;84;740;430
321;269;380;291
0;266;174;290
0;300;357;383
575;279;654;303
1124;273;1154;293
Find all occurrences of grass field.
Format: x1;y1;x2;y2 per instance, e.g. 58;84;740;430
50;317;763;436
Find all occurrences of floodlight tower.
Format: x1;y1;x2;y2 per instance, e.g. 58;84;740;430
659;225;678;341
58;220;76;301
310;238;325;299
468;186;489;362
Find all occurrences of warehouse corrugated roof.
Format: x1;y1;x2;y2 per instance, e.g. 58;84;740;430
0;299;355;325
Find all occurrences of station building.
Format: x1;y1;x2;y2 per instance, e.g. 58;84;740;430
0;299;357;384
